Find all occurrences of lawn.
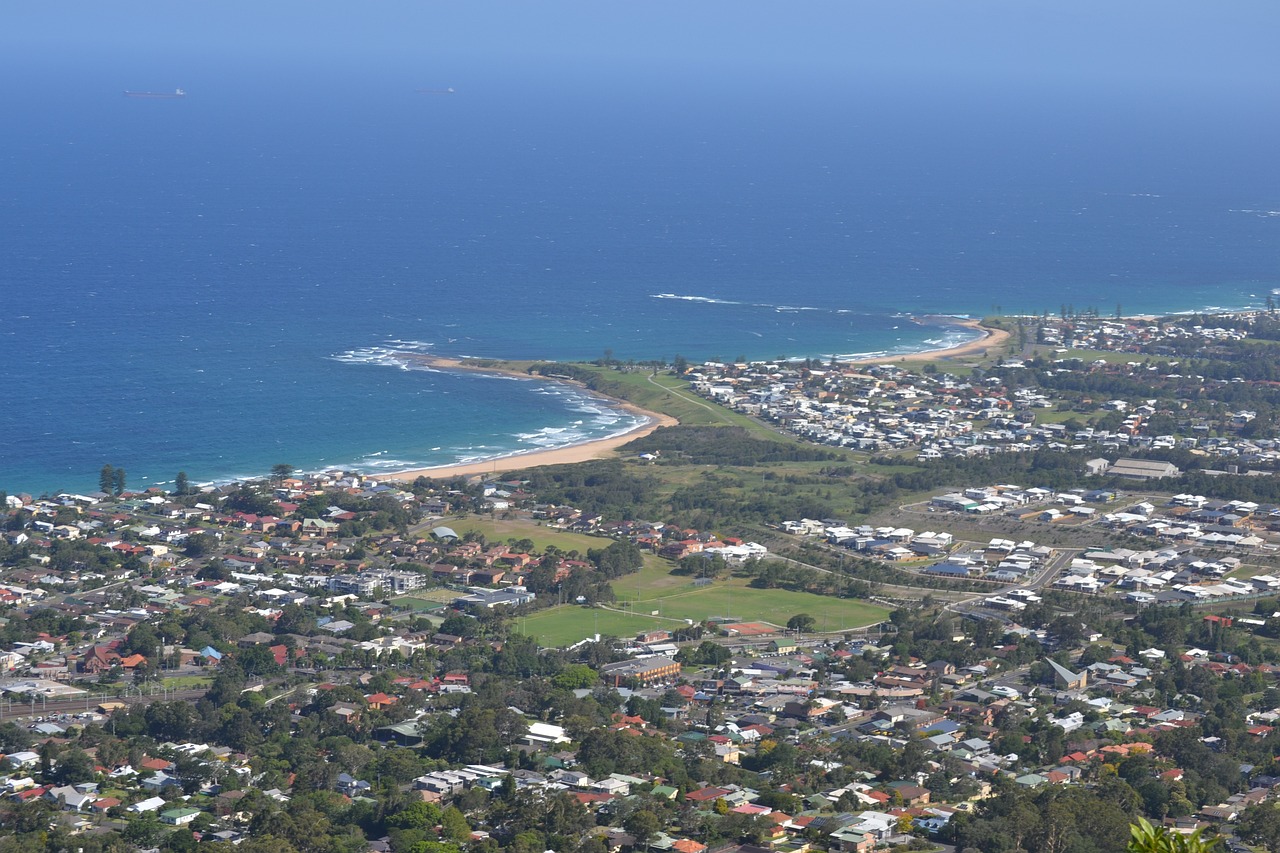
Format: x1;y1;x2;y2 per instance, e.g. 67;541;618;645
429;517;609;554
161;675;213;690
517;607;672;647
428;516;670;572
1032;408;1096;424
1227;563;1278;582
519;559;890;647
393;595;450;611
614;580;890;632
583;368;763;430
1027;346;1149;365
563;365;817;447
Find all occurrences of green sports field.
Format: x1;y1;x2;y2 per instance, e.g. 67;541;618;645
519;560;890;647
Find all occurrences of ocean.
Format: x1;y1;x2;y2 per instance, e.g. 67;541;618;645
3;6;1279;495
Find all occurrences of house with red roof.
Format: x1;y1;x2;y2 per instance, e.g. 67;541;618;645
671;840;707;853
14;786;51;803
570;791;614;808
90;797;121;813
685;786;732;804
80;644;121;673
365;693;397;710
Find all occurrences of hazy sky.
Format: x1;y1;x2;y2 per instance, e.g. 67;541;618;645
7;1;1277;95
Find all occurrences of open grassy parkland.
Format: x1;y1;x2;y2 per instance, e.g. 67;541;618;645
430;516;671;573
519;560;890;647
423;461;891;647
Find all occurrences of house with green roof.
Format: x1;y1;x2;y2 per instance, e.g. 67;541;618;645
160;807;202;826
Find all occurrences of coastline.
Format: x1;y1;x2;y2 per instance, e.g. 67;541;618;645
843;318;1011;365
380;322;1008;483
383;356;678;482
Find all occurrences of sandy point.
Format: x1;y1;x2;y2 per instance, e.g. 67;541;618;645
844;318;1011;366
383;357;677;482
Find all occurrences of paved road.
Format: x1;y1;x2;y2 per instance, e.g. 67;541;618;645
943;547;1078;616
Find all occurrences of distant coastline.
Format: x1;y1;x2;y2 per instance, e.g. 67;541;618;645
842;317;1010;365
379;319;1006;482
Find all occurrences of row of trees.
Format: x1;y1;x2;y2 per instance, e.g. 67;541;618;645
92;462;297;499
98;463;126;496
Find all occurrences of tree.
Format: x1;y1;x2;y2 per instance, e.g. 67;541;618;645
99;464;116;496
112;467;126;496
552;664;598;690
624;810;661;845
439;806;470;844
174;471;190;496
1128;817;1219;853
787;613;816;633
52;747;94;785
271;464;295;485
122;622;160;659
1236;803;1280;851
184;533;216;559
388;801;443;830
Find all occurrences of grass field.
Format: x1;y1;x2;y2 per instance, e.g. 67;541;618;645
424;516;669;573
429;517;608;554
1227;562;1279;581
161;675;213;690
581;367;766;430
393;595;450;611
564;365;820;448
519;560;890;646
517;607;670;647
1027;345;1148;365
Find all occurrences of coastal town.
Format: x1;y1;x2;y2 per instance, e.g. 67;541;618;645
6;309;1280;853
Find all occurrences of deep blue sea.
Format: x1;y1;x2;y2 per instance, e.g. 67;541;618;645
3;32;1279;495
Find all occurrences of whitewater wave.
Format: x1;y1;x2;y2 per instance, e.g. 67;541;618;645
651;293;743;305
329;346;416;369
651;293;846;313
359;457;422;470
321;339;651;478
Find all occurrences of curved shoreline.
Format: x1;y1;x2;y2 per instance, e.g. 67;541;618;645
383;357;677;482
378;319;1004;482
842;318;1010;365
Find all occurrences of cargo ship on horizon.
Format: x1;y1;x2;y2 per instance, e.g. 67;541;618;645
123;88;186;99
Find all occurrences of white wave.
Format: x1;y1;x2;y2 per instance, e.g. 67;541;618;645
329;345;411;368
651;292;883;316
651;293;743;305
361;457;421;469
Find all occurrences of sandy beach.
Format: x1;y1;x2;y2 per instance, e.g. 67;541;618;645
383;357;677;482
381;322;1003;483
844;318;1011;365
